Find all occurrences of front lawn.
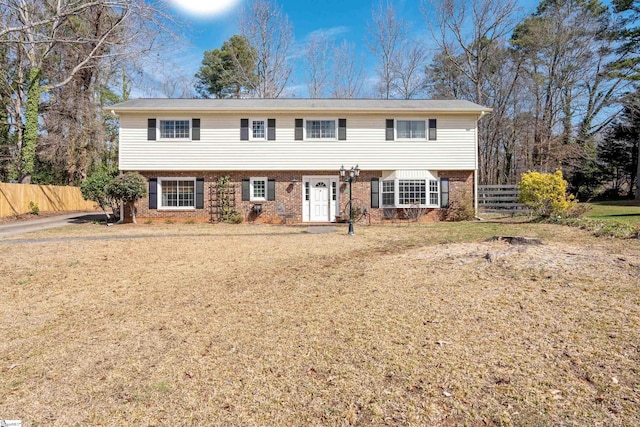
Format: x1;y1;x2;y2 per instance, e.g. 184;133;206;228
586;199;640;226
1;222;639;425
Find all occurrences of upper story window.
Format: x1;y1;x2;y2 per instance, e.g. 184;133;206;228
306;120;336;139
251;119;266;140
148;118;199;141
241;118;274;141
159;119;190;139
397;120;425;139
387;119;437;141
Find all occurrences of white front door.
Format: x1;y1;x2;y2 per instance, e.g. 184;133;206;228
310;178;330;222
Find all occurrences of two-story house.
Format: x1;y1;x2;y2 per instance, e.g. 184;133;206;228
110;99;490;223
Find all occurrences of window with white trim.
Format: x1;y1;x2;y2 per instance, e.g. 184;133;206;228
394;119;437;140
380;176;441;208
159;119;190;139
250;177;267;201
382;180;395;207
251;119;266;140
306;119;336;139
399;180;426;205
429;179;439;205
159;178;195;208
397;120;426;139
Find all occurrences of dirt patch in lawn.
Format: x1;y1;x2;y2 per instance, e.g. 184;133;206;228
1;223;639;426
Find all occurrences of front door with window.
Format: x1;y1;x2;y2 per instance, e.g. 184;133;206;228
310;179;330;222
303;176;338;222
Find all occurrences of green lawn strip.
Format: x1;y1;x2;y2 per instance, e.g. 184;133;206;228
585;200;640;226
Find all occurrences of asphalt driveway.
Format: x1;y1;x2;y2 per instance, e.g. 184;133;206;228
0;213;104;238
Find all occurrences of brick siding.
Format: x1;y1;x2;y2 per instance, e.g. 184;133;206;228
126;170;474;224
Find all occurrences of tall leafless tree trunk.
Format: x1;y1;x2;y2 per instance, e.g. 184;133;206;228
367;1;407;99
240;0;294;98
331;41;364;99
303;34;331;98
391;40;428;99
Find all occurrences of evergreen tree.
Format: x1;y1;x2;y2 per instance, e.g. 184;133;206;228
195;35;257;98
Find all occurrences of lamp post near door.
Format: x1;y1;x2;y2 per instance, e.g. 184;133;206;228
340;164;360;235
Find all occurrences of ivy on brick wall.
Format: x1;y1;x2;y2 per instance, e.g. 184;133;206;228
216;176;242;223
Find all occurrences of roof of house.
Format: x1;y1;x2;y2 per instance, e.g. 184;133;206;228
109;98;492;114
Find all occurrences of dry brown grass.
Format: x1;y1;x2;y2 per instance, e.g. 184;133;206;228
1;222;639;426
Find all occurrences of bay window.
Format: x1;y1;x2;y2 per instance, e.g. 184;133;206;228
380;173;441;208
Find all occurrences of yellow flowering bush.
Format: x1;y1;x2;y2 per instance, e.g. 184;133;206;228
517;170;576;217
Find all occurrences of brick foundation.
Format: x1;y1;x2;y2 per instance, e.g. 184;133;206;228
128;170;475;224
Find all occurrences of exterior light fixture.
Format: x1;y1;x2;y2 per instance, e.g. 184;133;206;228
340;164;360;235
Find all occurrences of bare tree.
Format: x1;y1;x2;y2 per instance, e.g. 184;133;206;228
426;0;521;184
367;1;407;99
0;0;177;182
239;0;294;98
427;0;519;106
331;40;364;99
141;61;196;98
391;40;429;99
303;34;331;98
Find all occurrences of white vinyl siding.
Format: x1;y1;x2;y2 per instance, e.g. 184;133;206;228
119;114;477;171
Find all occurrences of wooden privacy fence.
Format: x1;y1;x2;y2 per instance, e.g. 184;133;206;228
478;184;529;214
0;182;96;218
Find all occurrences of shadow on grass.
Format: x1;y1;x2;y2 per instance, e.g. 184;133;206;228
66;214;105;224
589;199;640;207
590;213;640;218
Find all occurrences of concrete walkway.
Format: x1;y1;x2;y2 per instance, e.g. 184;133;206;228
0;212;104;238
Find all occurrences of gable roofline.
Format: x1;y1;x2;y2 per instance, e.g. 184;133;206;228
108;98;492;115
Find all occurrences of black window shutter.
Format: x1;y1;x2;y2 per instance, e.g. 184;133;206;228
295;118;303;140
267;179;276;201
241;179;250;201
240;119;249;141
440;177;449;208
267;118;276;140
385;119;394;141
148;119;156;141
195;178;204;209
338;118;347;140
192;118;200;141
148;178;157;209
371;178;380;209
428;119;437;141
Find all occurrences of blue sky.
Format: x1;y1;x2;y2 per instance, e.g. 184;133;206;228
154;0;538;98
